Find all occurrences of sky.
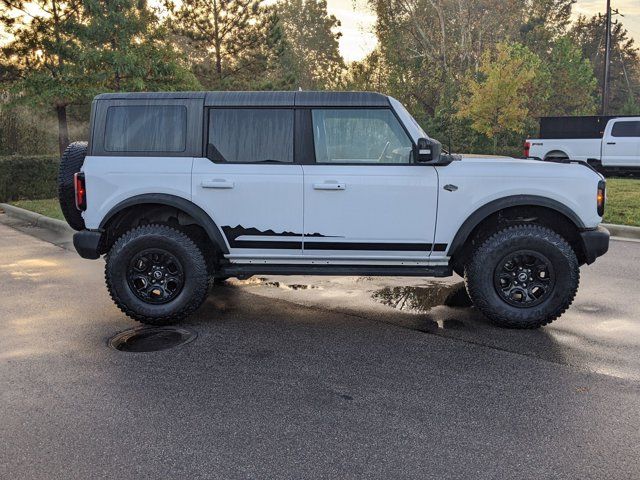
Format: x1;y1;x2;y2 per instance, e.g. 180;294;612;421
327;0;640;62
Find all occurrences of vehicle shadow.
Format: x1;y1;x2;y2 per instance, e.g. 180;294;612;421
187;280;568;371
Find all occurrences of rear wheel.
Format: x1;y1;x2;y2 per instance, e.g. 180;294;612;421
544;151;569;161
465;224;579;329
105;224;209;325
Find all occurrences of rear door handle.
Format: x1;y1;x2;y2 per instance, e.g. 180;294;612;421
201;179;234;189
607;142;616;145
313;182;346;191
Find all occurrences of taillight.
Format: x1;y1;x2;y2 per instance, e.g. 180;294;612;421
74;172;86;211
597;180;606;217
524;141;531;158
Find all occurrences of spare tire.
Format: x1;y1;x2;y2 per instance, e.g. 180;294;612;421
58;141;88;231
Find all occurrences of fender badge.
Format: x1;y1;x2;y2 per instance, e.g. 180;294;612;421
443;184;458;192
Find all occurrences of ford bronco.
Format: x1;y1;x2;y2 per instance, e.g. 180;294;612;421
58;91;610;328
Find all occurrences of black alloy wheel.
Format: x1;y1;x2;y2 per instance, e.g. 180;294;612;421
493;250;555;308
127;249;185;304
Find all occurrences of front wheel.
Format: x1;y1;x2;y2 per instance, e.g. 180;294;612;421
105;224;209;325
465;225;579;329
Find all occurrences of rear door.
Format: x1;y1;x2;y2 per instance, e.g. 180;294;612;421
602;119;640;167
192;108;304;259
301;108;439;262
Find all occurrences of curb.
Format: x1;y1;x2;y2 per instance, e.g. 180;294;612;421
602;223;640;240
0;203;74;235
2;203;640;241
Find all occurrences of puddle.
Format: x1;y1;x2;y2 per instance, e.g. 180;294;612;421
372;282;472;313
109;327;197;352
263;281;320;290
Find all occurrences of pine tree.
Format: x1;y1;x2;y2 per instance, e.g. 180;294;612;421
1;0;86;154
80;0;199;93
276;0;344;90
163;0;266;89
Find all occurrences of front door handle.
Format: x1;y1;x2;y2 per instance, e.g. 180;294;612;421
201;179;234;189
313;182;346;191
607;142;617;145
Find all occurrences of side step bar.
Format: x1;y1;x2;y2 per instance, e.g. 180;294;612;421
219;264;453;279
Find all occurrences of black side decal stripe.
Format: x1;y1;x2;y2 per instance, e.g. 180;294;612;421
228;240;449;252
229;240;303;249
221;226;448;252
305;242;433;251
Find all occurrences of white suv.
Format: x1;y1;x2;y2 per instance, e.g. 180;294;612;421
58;91;609;329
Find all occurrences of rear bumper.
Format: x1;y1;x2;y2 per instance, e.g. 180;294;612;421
73;230;103;259
580;226;610;265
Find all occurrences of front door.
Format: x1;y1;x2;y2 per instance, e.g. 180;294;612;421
602;119;640;167
301;108;439;262
192;108;303;260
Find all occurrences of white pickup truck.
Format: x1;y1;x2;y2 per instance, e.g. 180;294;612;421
526;116;640;170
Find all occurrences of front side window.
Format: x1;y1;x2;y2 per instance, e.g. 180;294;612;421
208;108;294;163
104;105;187;152
611;121;640;138
312;109;413;164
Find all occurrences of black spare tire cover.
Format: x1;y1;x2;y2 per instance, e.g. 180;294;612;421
58;141;88;231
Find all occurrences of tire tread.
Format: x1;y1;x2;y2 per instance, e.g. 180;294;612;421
105;224;209;325
465;224;580;329
58;141;88;231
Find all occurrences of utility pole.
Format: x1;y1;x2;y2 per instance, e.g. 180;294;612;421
601;0;612;115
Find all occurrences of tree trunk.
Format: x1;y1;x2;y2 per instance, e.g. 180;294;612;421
212;0;223;78
56;105;70;156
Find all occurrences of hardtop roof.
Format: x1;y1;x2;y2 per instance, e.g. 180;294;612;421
94;91;391;108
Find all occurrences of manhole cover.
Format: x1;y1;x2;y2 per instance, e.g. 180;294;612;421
109;327;197;352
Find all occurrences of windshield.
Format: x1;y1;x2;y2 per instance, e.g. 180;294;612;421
388;97;429;140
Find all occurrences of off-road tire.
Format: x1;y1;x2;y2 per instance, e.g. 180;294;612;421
105;224;209;325
465;224;579;329
58;141;88;231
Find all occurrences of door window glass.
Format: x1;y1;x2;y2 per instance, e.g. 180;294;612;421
208;109;294;163
312;109;413;164
104;105;187;152
611;121;640;138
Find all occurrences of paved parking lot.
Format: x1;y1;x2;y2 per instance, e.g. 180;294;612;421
1;217;639;479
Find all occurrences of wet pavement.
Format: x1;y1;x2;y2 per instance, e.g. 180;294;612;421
1;216;639;479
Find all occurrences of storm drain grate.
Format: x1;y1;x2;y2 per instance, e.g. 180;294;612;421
109;327;197;352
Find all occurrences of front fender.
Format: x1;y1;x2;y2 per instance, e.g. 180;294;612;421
447;195;585;257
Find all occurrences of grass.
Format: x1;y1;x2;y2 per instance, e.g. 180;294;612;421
604;178;640;227
4;178;640;227
9;198;64;221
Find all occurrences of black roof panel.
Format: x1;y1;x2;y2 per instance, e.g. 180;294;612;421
206;91;390;107
94;92;206;101
295;91;389;107
205;91;295;106
94;91;391;108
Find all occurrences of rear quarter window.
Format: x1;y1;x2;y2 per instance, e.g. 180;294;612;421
207;108;294;163
611;121;640;138
104;105;187;152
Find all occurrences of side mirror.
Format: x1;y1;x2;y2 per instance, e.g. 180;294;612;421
416;138;442;163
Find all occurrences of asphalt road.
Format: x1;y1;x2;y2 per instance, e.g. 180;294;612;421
1;217;639;479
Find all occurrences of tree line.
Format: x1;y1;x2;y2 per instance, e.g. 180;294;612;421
1;0;639;156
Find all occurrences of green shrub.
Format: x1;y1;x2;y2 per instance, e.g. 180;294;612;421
0;155;59;202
